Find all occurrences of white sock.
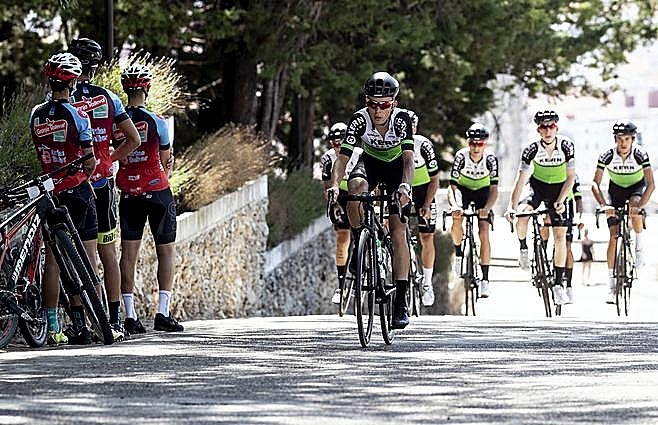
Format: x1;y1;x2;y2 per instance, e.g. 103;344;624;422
608;269;615;289
122;293;136;319
423;268;433;287
635;233;643;250
158;290;171;316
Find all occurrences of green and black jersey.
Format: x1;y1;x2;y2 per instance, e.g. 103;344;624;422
412;134;439;187
450;147;499;191
597;145;650;188
520;136;575;186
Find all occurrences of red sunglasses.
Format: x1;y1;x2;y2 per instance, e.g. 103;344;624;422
538;122;557;130
366;99;393;110
469;140;486;147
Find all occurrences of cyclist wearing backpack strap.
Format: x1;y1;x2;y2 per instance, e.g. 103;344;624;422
448;123;499;298
321;122;363;305
591;120;654;303
115;63;183;334
328;71;415;329
69;38;141;340
29;52;96;345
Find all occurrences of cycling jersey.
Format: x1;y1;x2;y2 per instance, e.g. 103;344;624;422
520;136;575;184
29;98;93;194
114;106;170;195
320;147;363;191
597;145;650;188
411;134;439;187
571;174;582;201
70;81;130;185
340;108;414;162
450;147;499;191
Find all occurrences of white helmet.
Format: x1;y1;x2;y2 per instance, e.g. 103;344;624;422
121;63;153;90
44;53;82;82
328;122;347;143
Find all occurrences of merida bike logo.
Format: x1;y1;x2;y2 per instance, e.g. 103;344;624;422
34;119;67;137
11;216;40;284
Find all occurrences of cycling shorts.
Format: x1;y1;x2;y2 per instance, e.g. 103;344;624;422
522;177;571;227
119;188;177;245
93;177;118;245
607;181;645;227
412;183;436;233
56;182;98;242
349;155;404;216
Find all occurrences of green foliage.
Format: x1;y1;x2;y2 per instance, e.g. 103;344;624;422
266;169;325;247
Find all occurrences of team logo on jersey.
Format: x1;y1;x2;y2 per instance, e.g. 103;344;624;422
34;118;68;142
135;121;149;143
72;95;109;119
113;124;125;140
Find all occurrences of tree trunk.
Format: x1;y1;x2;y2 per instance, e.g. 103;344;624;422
231;55;258;124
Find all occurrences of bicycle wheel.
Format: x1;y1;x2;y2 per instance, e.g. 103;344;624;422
52;227;114;345
614;242;626;317
17;244;47;348
0;300;19;349
339;241;355;317
535;248;552;318
354;229;375;348
463;242;476;316
380;241;395;345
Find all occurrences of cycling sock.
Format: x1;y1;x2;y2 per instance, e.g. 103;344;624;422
519;238;528;250
47;307;59;333
565;268;573;287
454;245;463;257
123;293;136;319
422;268;433;287
635;232;643;250
109;301;121;324
608;269;615;289
337;264;346;280
481;265;490;281
71;305;86;329
554;267;565;287
395;280;408;307
158;290;172;316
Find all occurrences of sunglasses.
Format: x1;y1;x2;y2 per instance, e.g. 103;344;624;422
469;140;486;147
366;99;393;110
538;122;557;130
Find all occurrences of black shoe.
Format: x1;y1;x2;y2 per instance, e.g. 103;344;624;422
154;313;184;332
64;325;93;345
392;306;409;329
124;317;147;335
111;323;126;342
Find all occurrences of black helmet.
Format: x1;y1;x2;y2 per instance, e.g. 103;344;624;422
69;38;103;66
466;123;490;140
328;122;347;142
612;119;637;136
363;72;399;98
533;109;559;124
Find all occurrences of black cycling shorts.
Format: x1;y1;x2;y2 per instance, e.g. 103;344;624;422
412;183;436;233
119;188;177;245
454;186;492;224
56;182;98;242
93;177;118;245
524;177;571;227
349;155;404;216
607;180;645;227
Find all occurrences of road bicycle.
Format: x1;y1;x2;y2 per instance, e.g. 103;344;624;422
405;218;423;317
511;206;560;317
596;201;645;316
326;191;356;317
1;154;114;345
443;202;493;316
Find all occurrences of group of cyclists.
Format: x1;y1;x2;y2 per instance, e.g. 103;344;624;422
322;71;654;325
28;38;183;346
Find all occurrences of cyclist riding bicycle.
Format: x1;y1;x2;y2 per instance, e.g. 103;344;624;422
114;63;183;333
591;120;655;304
320;122;362;304
505;109;576;306
328;71;415;329
29;52;96;345
404;109;439;306
69;38;141;339
448;123;499;298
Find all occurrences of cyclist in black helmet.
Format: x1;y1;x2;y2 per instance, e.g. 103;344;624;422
328;71;415;329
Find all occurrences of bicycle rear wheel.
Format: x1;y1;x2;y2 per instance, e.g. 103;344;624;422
614;243;626;317
18;244;47;348
463;243;477;316
354;230;375;347
0;311;19;349
52;227;114;345
535;247;553;318
339;241;355;317
379;241;395;345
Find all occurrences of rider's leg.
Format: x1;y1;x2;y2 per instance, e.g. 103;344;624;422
552;225;567;282
390;214;410;327
516;209;531;269
346;178;368;272
335;229;350;274
451;215;464;275
478;219;491;297
629;196;644;266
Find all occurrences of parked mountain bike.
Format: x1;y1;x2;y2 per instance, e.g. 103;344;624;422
326;191;355;317
443;202;493;316
1;154;114;345
596;201;645;316
0;197;48;349
511;205;560;317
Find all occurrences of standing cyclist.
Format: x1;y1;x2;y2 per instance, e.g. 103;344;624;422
320;122;362;304
448;123;498;298
69;38;141;339
591;120;654;303
328;71;415;329
30;53;96;345
115;64;183;333
505;110;575;306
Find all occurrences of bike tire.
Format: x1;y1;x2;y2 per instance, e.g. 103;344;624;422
463;242;477;316
354;230;375;348
18;244;48;348
339;241;355;317
380;240;395;345
614;242;626;317
536;248;552;318
0;314;19;349
52;228;114;345
623;286;630;316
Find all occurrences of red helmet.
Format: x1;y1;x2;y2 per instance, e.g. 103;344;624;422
121;64;153;90
44;53;82;82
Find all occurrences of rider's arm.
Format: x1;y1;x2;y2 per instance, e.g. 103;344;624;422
111;118;140;162
484;153;499;210
485;184;498;211
330;154;350;189
639;166;655;208
420;138;440;206
81;147;96;178
401;150;414;187
591;168;607;207
508;169;529;211
447;184;459;208
557;166;576;205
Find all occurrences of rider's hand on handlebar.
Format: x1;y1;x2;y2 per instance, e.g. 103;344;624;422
630;205;642;216
397;183;411;207
504;208;516;222
553;201;565;215
450;205;463;218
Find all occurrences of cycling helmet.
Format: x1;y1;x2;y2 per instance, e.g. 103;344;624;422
405;109;419;128
328;122;347;142
466;123;490;140
68;38;103;66
44;53;82;82
363;72;399;98
533;109;559;124
121;64;153;90
612;119;637;136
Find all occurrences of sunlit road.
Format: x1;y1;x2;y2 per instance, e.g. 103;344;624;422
1;216;658;425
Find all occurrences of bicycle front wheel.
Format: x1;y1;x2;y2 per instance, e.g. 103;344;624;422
614;242;627;317
380;240;395;345
354;229;375;347
52;227;114;345
339;241;355;317
0;313;19;349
